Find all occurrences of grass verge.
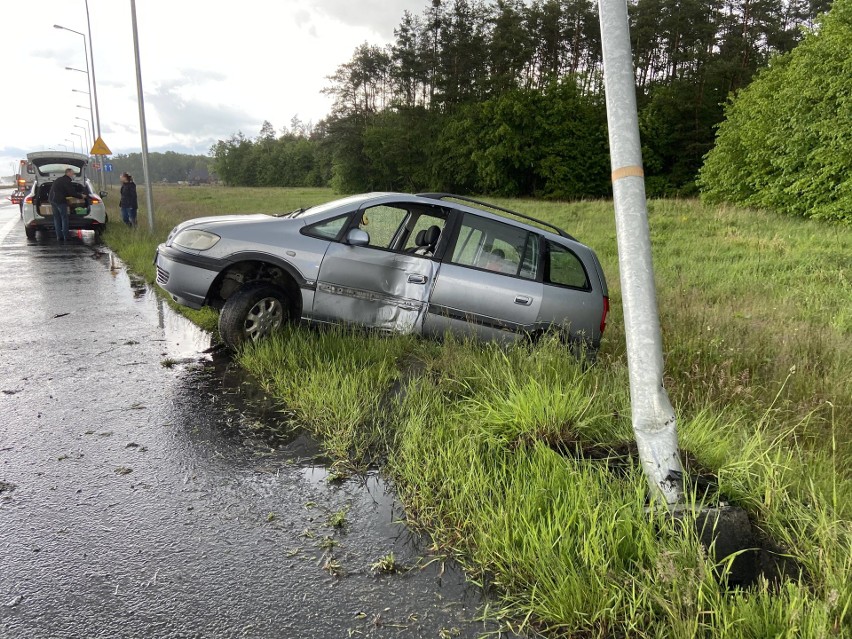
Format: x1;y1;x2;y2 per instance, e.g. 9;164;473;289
102;185;850;637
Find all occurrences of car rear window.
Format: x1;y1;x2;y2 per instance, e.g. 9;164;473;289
36;164;82;176
546;241;590;290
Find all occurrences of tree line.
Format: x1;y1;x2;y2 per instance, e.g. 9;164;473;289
211;0;830;199
110;151;212;185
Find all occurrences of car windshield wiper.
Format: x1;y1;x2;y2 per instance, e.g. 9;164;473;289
275;207;308;218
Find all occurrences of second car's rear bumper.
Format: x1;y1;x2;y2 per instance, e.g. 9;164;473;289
155;244;220;310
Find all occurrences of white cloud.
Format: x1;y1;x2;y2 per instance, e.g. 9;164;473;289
311;0;428;37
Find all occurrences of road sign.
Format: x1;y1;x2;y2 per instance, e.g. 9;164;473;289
104;163;113;172
90;137;112;155
91;162;101;170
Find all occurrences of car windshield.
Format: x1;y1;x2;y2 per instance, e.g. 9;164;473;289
36;164;82;176
291;194;383;219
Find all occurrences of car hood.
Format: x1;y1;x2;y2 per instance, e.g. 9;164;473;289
168;214;298;245
184;214;274;228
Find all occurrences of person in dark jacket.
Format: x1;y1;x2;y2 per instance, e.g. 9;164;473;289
119;172;138;227
48;168;78;241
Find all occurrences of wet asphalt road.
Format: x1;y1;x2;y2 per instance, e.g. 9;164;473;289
0;200;503;639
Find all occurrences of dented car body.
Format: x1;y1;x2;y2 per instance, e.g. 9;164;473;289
155;192;609;350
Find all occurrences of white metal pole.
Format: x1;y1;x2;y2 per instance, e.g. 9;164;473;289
598;0;684;505
75;105;95;146
74;124;90;158
71;132;84;154
130;0;154;230
84;0;104;191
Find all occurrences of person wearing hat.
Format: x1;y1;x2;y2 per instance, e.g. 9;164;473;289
48;167;77;241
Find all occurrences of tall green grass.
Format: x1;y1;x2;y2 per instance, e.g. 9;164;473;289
103;186;851;637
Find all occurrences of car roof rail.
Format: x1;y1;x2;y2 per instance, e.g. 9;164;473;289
416;193;575;240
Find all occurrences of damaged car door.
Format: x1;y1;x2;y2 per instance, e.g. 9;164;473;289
311;203;441;334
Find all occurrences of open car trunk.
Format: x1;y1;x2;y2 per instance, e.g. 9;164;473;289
34;182;91;218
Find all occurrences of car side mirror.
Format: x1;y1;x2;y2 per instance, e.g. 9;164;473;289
99;190;108;198
345;228;369;247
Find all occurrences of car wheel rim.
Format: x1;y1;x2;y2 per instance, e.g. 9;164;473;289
244;297;284;341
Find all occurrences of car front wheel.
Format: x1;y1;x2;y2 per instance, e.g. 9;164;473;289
218;281;291;349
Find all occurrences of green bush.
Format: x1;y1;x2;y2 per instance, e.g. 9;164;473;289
699;0;852;222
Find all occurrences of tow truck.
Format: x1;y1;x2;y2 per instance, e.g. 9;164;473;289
11;159;34;214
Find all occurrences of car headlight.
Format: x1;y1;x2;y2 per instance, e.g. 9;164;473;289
172;229;220;251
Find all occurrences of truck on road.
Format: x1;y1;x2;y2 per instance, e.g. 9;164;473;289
11;159;34;214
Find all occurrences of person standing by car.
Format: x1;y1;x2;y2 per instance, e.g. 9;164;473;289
48;168;77;241
120;172;138;228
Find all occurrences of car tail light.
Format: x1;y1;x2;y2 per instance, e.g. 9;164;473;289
25;196;33;204
89;197;101;204
600;296;609;334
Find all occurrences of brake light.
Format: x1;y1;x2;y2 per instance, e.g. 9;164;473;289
600;296;609;334
90;197;101;204
25;196;33;204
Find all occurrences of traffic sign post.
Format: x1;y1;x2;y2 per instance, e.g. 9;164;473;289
104;163;113;172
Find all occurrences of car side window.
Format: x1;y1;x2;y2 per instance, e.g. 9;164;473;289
546;241;590;290
450;214;538;279
402;213;446;253
303;214;349;240
358;205;409;249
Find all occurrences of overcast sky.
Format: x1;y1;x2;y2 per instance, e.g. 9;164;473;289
0;0;426;177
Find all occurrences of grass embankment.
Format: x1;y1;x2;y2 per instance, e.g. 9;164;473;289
104;185;851;637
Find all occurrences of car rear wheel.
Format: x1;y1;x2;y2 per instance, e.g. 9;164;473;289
218;281;291;349
24;226;36;240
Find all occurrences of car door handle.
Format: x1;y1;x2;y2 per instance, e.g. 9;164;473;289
514;295;532;306
407;274;428;284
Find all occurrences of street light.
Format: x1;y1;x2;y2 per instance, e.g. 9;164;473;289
70;132;84;155
74;124;90;157
65;138;77;154
55;23;100;143
72;91;96;146
56;19;103;189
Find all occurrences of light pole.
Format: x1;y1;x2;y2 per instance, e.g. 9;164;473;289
71;90;95;138
70;132;84;155
65;138;77;154
131;0;154;230
56;20;103;190
55;23;100;146
74;124;90;157
598;0;684;505
57;144;68;151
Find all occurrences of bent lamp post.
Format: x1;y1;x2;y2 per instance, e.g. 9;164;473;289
598;0;684;505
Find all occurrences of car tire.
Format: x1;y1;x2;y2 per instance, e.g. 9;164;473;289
218;281;291;350
24;226;36;240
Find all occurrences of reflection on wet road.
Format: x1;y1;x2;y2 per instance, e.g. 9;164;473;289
0;204;502;638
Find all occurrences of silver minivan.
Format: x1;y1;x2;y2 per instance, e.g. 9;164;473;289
155;193;609;350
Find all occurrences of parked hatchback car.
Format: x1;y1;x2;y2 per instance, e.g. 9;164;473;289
21;151;107;240
155;192;609;351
